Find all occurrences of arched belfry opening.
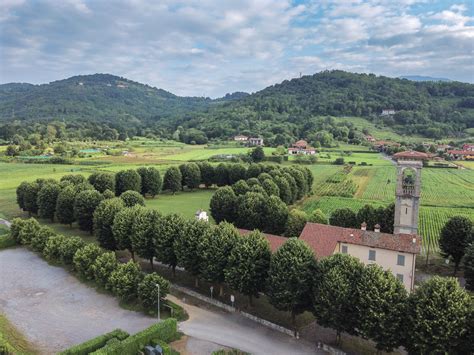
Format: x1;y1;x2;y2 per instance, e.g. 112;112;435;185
392;151;427;235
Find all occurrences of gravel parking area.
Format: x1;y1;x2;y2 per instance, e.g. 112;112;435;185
0;248;157;354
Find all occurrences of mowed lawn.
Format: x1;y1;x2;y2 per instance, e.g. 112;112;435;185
146;189;215;219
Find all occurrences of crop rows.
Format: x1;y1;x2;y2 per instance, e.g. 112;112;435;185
359;166;397;202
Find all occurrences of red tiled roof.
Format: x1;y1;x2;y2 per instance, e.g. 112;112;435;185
237;229;287;252
447;150;473;155
373;140;401;147
393;151;429;159
293;140;308;147
299;223;421;258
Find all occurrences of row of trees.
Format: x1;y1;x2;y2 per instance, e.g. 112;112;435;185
10;218;170;311
209;165;314;235
329;204;395;233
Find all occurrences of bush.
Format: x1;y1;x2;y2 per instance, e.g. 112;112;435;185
60;236;87;265
73;244;104;279
43;234;68;261
9;218;26;243
108;261;143;301
31;225;56;252
334;157;345;165
92;252;118;289
0;234;16;249
18;218;41;245
138;273;170;310
91;319;177;355
120;190;145;207
59;329;129;355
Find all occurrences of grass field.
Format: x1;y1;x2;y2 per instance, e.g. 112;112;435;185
146;189;215;219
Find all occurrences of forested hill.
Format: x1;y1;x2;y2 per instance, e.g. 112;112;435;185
0;71;473;141
0;74;211;123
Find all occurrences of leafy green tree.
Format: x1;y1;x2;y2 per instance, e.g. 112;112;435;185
138;273;170;309
228;164;247;185
355;265;407;352
112;205;142;260
43;234;67;260
250;146;265;162
356;204;378;230
174;219;210;286
198;162;215;188
404;276;472;354
285;209;308;238
102;189;115;199
18;218;40;245
163;166;182;194
225;230;271;306
60;174;86;185
309;209;328;224
274;176;292;204
232;180;250;195
56;185;77;226
73;244;103;279
131;208;161;269
9;218;26;243
439;216;473;275
267;238;315;326
378;203;395;233
137;167;162;197
246;164;263;179
91;251;118;289
210;186;237;223
261;179;280;197
154;213;185;276
16;181;29;211
183;163;201;190
312;254;365;343
37;182;61;222
464;243;474;291
59;236;86;265
282;173;298;203
23;181;40;215
286;168;307;199
93;197;125;250
88;172;116;193
74;189;104;233
198;222;239;296
257;172;272;183
246;177;261;188
215;163;230;186
109;260;143;301
120;190;145;207
31;225;56;252
115;169;141;195
265;195;289;235
329;208;357;228
235;192;267;230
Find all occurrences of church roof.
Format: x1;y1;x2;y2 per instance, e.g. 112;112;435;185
393;150;429;160
299;223;421;258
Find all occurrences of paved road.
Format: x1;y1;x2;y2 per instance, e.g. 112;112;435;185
168;294;322;355
0;248;157;354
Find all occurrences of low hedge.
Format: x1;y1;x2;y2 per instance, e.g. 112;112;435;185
0;235;16;250
59;329;129;355
91;318;177;355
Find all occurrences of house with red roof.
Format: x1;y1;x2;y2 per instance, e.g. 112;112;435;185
447;149;474;160
288;140;316;155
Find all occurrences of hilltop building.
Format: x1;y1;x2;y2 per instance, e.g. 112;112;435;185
447;150;474;160
288;140;316;155
462;144;474;151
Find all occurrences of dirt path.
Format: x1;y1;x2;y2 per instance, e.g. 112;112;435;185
0;248;157;354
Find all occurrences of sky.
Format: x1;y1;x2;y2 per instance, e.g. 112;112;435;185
0;0;473;97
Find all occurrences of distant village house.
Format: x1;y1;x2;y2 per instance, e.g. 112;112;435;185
288;140;316;155
381;109;396;116
234;135;248;142
248;137;264;146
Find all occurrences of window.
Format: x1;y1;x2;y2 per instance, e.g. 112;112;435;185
368;250;376;261
396;274;404;283
341;245;348;254
397;254;405;266
405;207;408;214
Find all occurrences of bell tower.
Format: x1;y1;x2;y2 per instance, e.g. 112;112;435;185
393;151;427;235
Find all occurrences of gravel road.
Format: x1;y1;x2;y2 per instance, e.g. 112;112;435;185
0;248;157;354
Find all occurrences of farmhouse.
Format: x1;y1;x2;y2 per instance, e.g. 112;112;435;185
364;135;376;142
447;149;474;160
288;140;316;155
234;135;248;142
248;137;264;146
436;144;451;152
373;140;401;151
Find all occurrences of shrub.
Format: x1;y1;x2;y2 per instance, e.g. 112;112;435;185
0;235;16;250
74;190;104;233
31;225;56;252
109;261;143;301
115;170;141;195
43;234;68;261
137;273;170;310
73;244;104;279
59;329;129;355
92;252;118;289
119;190;145;207
9;218;26;243
60;236;87;265
18;218;41;245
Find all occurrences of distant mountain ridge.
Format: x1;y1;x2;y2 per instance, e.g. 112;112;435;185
399;75;452;82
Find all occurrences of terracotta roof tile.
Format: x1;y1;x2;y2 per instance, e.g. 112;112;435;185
237;229;287;252
299;223;421;258
393;151;429;160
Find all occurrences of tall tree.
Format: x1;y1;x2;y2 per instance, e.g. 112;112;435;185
267;238;315;326
183;163;201;190
109;260;143;301
329;208;357;228
228;164;247;185
439;216;473;275
154;213;185;276
235;192;268;230
16;181;29;211
93;197;125;250
265;195;289;235
138;273;170;309
261;179;280;197
23;181;40;215
137;167;162;197
198;162;215;188
131;208;161;269
463;243;474;291
250;146;265;162
60;174;86;186
73;244;104;279
215;163;230;186
225;230;271;306
312;253;365;343
356;204;378;230
355;265;407;352
232;180;250;196
56;185;77;226
37;182;61;222
74;189;104;233
91;251;118;290
115;169;141;195
274;176;292;204
285;209;308;238
112;205;142;260
163;166;182;194
120;190;145;207
198;222;239;296
209;186;237;223
404;276;472;354
88;172;116;193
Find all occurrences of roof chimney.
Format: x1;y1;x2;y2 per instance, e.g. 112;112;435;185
361;222;367;231
374;224;381;233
